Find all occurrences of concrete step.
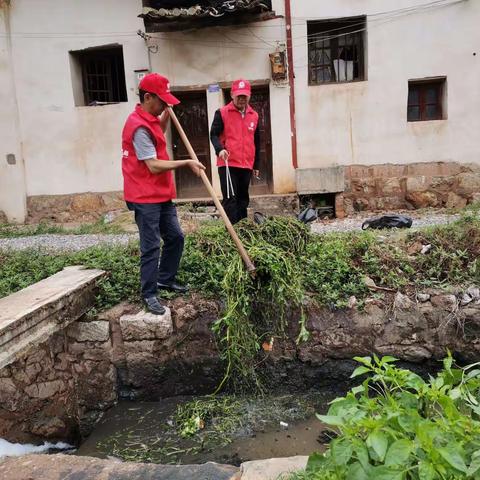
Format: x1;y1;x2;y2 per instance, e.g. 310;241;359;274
0;454;240;480
240;456;308;479
0;266;105;370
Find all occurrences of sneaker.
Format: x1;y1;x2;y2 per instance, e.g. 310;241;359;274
144;296;166;315
157;282;189;294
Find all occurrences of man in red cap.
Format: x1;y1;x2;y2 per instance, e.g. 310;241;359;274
122;73;205;315
210;79;260;224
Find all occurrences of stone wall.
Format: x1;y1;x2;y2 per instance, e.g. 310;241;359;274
26;191;125;224
343;161;480;214
0;317;115;444
1;287;479;444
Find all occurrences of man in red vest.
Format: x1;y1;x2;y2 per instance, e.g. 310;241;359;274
210;79;260;224
122;73;205;315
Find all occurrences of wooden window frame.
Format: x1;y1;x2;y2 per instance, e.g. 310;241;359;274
408;78;446;122
307;16;366;86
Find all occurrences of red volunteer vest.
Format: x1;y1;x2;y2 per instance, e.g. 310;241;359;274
122;104;176;203
217;102;259;170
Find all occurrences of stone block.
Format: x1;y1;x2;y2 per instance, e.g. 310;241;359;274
431;294;457;311
30;417;67;438
377;177;402;196
406;162;462;177
120;309;173;341
335;193;345;219
394;292;414;311
241;456;309;480
354;198;370;211
457;172;480;195
67;321;110;343
446;192;467;209
24;380;65;399
406;176;431;193
406;191;439;208
70;193;105;213
296;166;345;194
351;178;376;195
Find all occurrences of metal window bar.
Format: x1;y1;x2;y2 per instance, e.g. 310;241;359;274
82;50;125;104
308;22;364;85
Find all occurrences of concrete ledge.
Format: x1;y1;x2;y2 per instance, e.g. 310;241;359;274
0;454;240;480
0;266;105;369
240;456;308;480
296;167;345;195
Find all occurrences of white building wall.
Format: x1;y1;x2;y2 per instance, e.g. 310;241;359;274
1;0;479;222
2;0;148;209
290;0;480;169
0;2;27;223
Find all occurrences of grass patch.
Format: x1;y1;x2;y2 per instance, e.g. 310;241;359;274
0;220;126;238
1;213;479;393
0;243;140;311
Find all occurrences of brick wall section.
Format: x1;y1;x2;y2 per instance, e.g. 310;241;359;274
343;161;480;214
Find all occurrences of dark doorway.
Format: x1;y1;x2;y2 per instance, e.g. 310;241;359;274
171;91;212;198
223;85;274;195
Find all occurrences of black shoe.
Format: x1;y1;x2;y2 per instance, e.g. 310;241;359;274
157;282;189;294
144;296;166;315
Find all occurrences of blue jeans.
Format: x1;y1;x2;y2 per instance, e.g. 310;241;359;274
127;201;184;298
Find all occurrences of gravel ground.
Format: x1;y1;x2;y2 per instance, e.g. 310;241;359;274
0;212;463;252
310;212;460;235
0;233;138;252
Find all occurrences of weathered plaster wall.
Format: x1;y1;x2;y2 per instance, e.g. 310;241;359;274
0;2;27;223
291;0;480;170
0;0;148;222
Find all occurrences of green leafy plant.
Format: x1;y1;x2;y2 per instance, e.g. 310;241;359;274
290;354;480;480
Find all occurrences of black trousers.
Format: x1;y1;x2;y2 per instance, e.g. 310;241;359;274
218;166;252;225
127;201;184;298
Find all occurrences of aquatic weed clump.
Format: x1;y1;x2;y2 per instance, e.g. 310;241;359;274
180;217;310;393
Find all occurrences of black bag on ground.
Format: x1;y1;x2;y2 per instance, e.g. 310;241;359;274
253;211;268;225
362;214;413;230
297;207;318;224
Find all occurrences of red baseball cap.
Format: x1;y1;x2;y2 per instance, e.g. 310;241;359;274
231;79;251;97
139;73;180;106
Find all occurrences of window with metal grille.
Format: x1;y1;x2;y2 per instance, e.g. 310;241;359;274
307;16;366;85
408;78;446;122
70;45;127;106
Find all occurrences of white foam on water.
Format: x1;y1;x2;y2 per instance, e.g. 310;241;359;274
0;438;73;458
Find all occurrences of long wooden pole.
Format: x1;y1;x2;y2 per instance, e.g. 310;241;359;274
167;106;256;274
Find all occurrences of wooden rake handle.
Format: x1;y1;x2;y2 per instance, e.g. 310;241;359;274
167;106;256;274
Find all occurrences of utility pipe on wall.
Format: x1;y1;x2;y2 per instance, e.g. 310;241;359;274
284;0;298;169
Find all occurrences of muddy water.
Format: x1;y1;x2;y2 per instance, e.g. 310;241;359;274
77;391;336;466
